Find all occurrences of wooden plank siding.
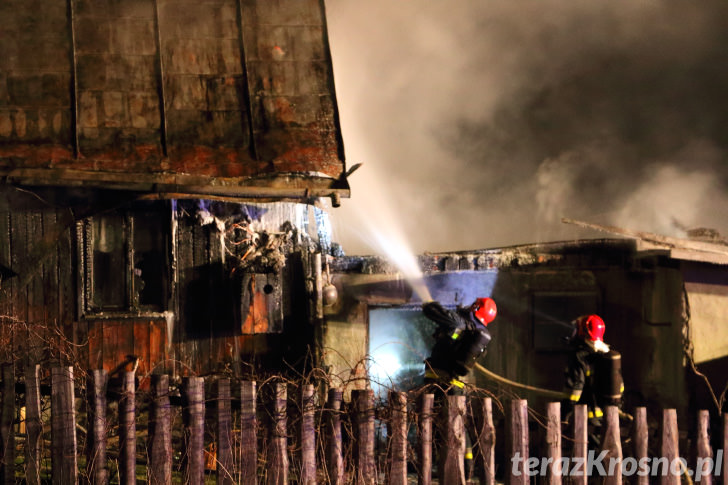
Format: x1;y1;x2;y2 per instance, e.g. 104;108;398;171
0;199;315;378
0;207;178;375
0;212;13;364
88;319;169;377
10;211;28;369
0;207;78;370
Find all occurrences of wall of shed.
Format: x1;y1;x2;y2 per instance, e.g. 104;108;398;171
328;245;703;421
0;206;76;372
0;193;326;380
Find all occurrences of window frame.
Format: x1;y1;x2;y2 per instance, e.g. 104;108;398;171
78;202;172;317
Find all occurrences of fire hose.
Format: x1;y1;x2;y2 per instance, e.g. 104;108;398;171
473;362;569;400
474;363;635;425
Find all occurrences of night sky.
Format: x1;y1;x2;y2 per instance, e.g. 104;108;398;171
325;0;728;256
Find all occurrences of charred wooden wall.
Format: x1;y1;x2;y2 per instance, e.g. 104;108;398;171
0;193;321;379
172;200;316;377
0;206;76;370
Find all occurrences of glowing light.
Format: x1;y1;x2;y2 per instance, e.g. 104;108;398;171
372;352;402;376
369;351;403;396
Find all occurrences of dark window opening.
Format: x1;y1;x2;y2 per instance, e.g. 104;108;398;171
81;201;170;314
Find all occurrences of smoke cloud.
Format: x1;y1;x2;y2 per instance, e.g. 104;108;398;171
324;0;728;255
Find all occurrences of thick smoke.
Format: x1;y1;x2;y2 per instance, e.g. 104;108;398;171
325;0;728;255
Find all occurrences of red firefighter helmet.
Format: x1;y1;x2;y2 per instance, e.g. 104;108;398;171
575;314;605;342
471;297;497;326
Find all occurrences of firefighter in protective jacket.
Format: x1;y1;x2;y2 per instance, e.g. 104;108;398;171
564;314;624;421
422;297;497;392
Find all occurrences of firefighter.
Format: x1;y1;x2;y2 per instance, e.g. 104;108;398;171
422;297;497;394
422;297;497;482
563;314;624;425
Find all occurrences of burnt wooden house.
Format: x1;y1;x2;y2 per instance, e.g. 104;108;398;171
324;224;728;429
0;0;350;379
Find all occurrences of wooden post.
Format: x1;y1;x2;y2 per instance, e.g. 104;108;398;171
118;371;137;485
352;389;376;484
0;364;14;485
148;374;172;485
440;395;466;485
240;381;257;485
601;405;622;485
87;369;109;485
572;404;588;485
269;382;289;485
507;399;529;485
632;407;648;485
546;402;562;485
51;366;77;485
660;408;680;485
471;396;495;485
182;377;205;485
325;388;344;485
24;364;42;485
417;393;434;485
215;378;234;485
300;384;316;485
695;410;713;485
388;391;408;485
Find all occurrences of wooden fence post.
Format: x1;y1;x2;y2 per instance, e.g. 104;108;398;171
325;388;344;485
215;378;234;485
440;394;466;485
471;396;495;485
352;389;376;485
696;410;713;485
182;377;205;485
508;399;528;485
87;369;109;485
546;402;562;485
148;374;172;485
51;366;77;485
300;384;316;485
240;381;257;485
572;404;588;485
601;405;622;485
118;371;137;485
632;407;648;485
417;393;434;485
24;364;42;485
0;363;14;485
269;382;288;485
388;391;408;485
660;408;680;485
299;385;316;484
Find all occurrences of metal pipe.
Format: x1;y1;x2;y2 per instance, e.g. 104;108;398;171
314;252;323;320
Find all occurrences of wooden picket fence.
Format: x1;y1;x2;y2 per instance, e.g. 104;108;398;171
0;363;724;484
